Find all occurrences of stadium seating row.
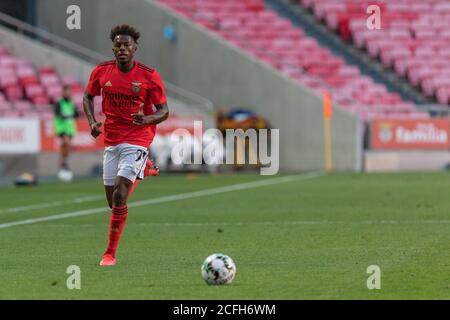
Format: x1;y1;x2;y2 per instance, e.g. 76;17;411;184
0;46;101;118
296;0;450;105
158;0;428;121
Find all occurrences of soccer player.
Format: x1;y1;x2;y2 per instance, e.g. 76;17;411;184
54;85;79;174
83;25;169;266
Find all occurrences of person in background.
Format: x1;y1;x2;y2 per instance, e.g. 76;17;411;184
53;85;79;173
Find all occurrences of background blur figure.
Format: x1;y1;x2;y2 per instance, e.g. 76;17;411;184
53;85;79;181
150;134;171;171
202;130;224;175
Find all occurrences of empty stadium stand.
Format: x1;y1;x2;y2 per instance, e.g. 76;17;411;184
295;0;450;105
0;12;213;126
0;46;92;119
158;0;430;122
0;12;216;178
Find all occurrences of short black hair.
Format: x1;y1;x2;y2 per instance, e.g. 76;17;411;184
110;24;140;44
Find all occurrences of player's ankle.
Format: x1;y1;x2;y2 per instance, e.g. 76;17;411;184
104;250;115;257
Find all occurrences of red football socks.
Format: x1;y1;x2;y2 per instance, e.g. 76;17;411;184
104;205;128;257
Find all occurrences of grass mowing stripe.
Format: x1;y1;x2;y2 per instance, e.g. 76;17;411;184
0;172;323;230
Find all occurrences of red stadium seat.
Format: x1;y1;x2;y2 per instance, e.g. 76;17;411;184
16;66;36;78
31;95;50;105
69;84;85;93
19;75;39;86
436;87;450;104
244;0;265;12
46;85;64;103
72;92;84;108
24;84;45;99
0;71;18;88
15;58;33;68
40;74;60;86
39;67;57;75
4;85;24;101
61;75;81;85
0;56;16;68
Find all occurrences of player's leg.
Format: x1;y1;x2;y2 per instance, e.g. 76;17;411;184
100;175;133;266
112;175;134;206
63;121;76;170
103;147;119;208
128;157;158;198
104;186;114;209
58;135;64;169
128;179;140;198
100;146;120;266
144;158;159;177
61;135;71;170
100;144;147;266
58;134;68;170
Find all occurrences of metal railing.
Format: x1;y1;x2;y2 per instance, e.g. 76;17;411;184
416;104;450;117
0;11;106;64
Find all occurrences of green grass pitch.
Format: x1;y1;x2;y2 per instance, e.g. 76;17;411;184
0;172;450;299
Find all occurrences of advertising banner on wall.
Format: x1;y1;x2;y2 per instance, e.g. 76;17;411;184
371;119;450;150
0;118;40;153
156;115;200;136
40;115;201;152
0;115;204;154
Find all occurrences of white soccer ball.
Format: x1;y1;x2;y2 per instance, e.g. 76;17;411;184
58;169;73;182
201;253;236;285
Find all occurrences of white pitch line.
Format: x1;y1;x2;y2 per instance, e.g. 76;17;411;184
0;172;323;230
0;195;104;215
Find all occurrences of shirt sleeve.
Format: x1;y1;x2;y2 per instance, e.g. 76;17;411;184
150;70;167;106
86;66;102;97
74;106;80;119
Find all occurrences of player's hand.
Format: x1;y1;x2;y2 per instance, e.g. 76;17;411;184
131;103;147;126
90;121;103;138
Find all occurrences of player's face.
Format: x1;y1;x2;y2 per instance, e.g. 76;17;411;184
63;87;71;99
112;35;137;64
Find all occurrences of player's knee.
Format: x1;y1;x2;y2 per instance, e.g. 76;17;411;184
113;186;128;205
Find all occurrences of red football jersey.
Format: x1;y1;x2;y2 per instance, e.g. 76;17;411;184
86;60;167;148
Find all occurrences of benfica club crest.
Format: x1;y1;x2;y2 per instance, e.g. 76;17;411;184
132;82;141;93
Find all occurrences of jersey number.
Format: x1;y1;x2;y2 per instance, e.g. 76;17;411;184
136;150;148;162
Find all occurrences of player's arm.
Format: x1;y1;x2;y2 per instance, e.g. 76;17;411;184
152;103;170;124
132;70;169;126
53;102;64;119
132;102;169;126
83;92;102;138
73;106;80;119
83;66;103;138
